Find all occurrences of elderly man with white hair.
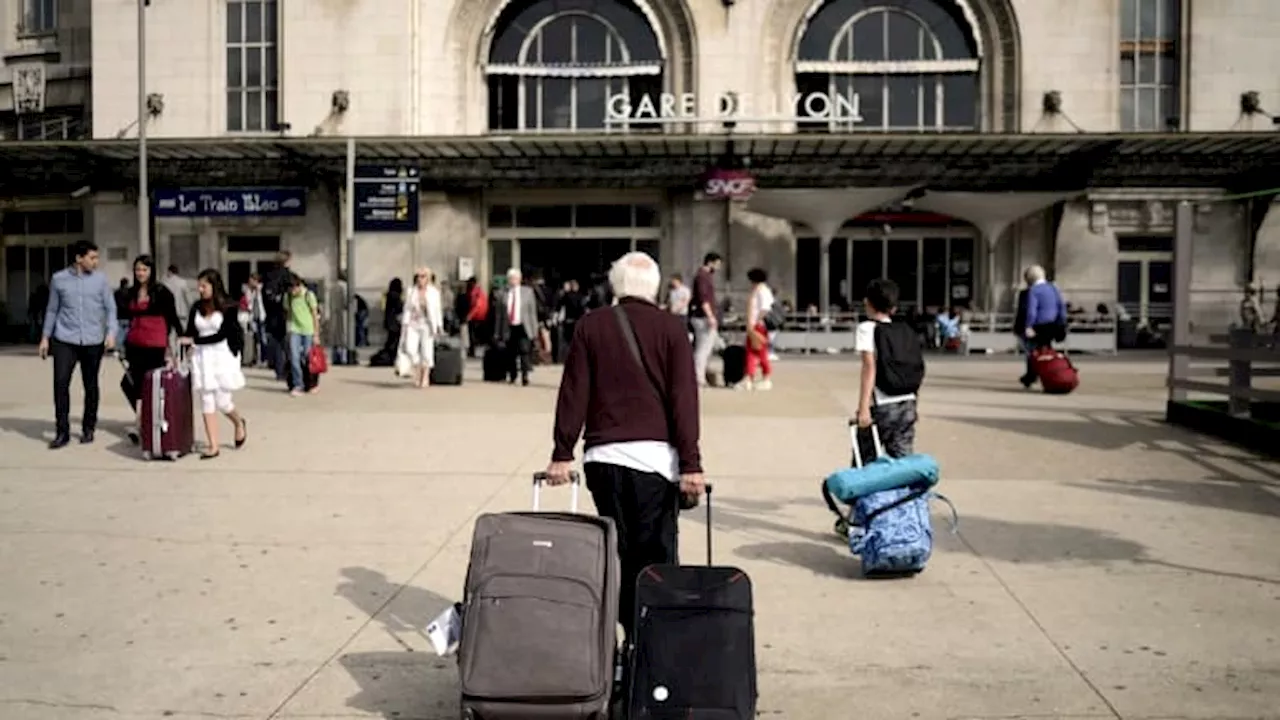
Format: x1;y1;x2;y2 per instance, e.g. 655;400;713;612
493;267;540;386
1018;264;1068;388
544;251;706;638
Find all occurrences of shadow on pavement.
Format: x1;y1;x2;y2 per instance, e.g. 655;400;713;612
733;540;857;579
955;515;1146;565
0;415;54;443
955;414;1181;452
1075;477;1280;520
335;567;460;719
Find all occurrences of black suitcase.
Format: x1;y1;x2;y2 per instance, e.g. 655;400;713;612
482;345;509;382
626;485;757;719
721;345;747;386
430;340;464;385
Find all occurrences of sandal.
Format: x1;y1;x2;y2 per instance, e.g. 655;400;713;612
200;450;221;460
234;418;248;449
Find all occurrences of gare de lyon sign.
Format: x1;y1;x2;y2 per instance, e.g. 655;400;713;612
607;91;864;201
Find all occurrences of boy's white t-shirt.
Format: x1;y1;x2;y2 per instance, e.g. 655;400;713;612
855;317;917;406
747;284;775;326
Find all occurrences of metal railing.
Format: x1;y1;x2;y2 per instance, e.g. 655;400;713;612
720;311;1118;355
1168;328;1280;416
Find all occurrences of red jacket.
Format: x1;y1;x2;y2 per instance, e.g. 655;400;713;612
466;285;488;322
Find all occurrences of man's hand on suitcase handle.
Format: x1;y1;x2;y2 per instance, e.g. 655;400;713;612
538;463;578;486
680;472;706;497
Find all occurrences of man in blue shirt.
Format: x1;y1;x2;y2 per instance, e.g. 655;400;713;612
1018;264;1067;388
38;240;118;448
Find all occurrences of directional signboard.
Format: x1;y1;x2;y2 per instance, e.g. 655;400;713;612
354;166;420;233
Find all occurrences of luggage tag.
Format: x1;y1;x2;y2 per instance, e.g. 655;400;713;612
425;602;463;657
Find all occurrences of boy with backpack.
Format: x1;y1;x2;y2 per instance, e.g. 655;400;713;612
854;278;926;458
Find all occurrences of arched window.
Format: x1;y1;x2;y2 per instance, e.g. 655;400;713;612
795;0;980;132
487;0;663;132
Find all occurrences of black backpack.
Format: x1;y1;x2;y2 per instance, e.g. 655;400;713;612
873;321;925;396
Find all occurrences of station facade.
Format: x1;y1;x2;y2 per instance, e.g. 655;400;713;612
4;0;1280;338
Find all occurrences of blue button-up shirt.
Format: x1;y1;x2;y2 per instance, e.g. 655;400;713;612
43;267;118;346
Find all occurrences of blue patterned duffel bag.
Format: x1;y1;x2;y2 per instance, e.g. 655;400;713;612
848;486;957;577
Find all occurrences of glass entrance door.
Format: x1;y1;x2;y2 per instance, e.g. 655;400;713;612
4;240;73;339
1116;253;1174;327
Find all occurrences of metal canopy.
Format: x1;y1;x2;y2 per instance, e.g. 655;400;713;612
2;132;1279;193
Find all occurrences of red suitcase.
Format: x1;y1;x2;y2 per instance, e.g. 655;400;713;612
1033;347;1079;394
140;366;195;460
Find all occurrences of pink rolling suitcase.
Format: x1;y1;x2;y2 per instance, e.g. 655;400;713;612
140;364;194;460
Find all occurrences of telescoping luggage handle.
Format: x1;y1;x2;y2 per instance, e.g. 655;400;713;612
531;471;582;513
848;419;885;469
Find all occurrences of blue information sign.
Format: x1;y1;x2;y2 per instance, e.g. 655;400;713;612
153;187;307;218
354;166;420;233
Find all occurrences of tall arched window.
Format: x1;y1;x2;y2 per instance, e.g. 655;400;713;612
487;0;663;132
795;0;980;132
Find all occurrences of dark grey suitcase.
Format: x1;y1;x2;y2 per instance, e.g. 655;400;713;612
430;339;464;385
459;473;619;720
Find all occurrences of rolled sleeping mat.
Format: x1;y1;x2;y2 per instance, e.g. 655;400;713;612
824;453;941;505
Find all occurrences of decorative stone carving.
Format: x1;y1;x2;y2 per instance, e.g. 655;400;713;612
1107;203;1141;229
1089;202;1109;233
1144;200;1171;229
14;63;47;115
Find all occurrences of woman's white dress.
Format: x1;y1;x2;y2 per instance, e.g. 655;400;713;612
191;311;246;393
400;285;444;369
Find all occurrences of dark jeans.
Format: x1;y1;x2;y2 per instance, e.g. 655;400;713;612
51;339;105;436
584;462;680;635
466;319;484;357
870;399;918;458
506;325;532;381
122;344;168;410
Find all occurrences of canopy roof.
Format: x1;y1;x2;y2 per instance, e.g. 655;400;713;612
2;132;1278;194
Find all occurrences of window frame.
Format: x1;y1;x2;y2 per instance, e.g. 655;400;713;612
794;4;980;133
225;0;281;134
19;0;57;37
485;6;664;133
1118;0;1181;132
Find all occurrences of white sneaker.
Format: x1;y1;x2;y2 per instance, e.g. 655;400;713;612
756;379;773;391
733;380;754;391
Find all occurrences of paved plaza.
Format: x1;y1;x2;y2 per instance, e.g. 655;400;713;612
1;350;1278;720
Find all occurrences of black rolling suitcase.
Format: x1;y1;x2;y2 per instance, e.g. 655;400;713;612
625;484;757;719
458;473;619;720
482;344;509;382
721;345;747;386
430;339;464;385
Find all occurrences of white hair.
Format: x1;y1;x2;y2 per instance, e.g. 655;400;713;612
1024;264;1046;284
506;267;522;280
609;252;661;302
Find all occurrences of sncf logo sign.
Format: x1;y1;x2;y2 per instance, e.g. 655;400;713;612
701;169;756;200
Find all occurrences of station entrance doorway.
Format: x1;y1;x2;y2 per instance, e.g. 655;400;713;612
484;202;661;289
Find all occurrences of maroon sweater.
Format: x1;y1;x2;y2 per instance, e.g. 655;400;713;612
552;297;703;474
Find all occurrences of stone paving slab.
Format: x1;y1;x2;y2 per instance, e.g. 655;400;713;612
1;354;1278;720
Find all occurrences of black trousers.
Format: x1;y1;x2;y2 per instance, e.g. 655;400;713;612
51;339;105;436
507;325;532;381
584;462;679;634
122;344;168;410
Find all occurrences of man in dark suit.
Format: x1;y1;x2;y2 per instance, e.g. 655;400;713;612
493;268;540;386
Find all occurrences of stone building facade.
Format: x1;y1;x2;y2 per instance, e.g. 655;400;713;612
4;0;1280;337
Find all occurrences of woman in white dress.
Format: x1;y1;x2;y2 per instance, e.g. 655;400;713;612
401;267;444;388
180;269;248;459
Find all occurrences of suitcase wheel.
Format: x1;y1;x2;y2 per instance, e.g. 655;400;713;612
834;518;850;537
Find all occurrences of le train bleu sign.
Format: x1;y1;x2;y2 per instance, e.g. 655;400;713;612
153;188;307;218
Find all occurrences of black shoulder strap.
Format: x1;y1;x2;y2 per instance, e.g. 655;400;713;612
613;304;663;402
